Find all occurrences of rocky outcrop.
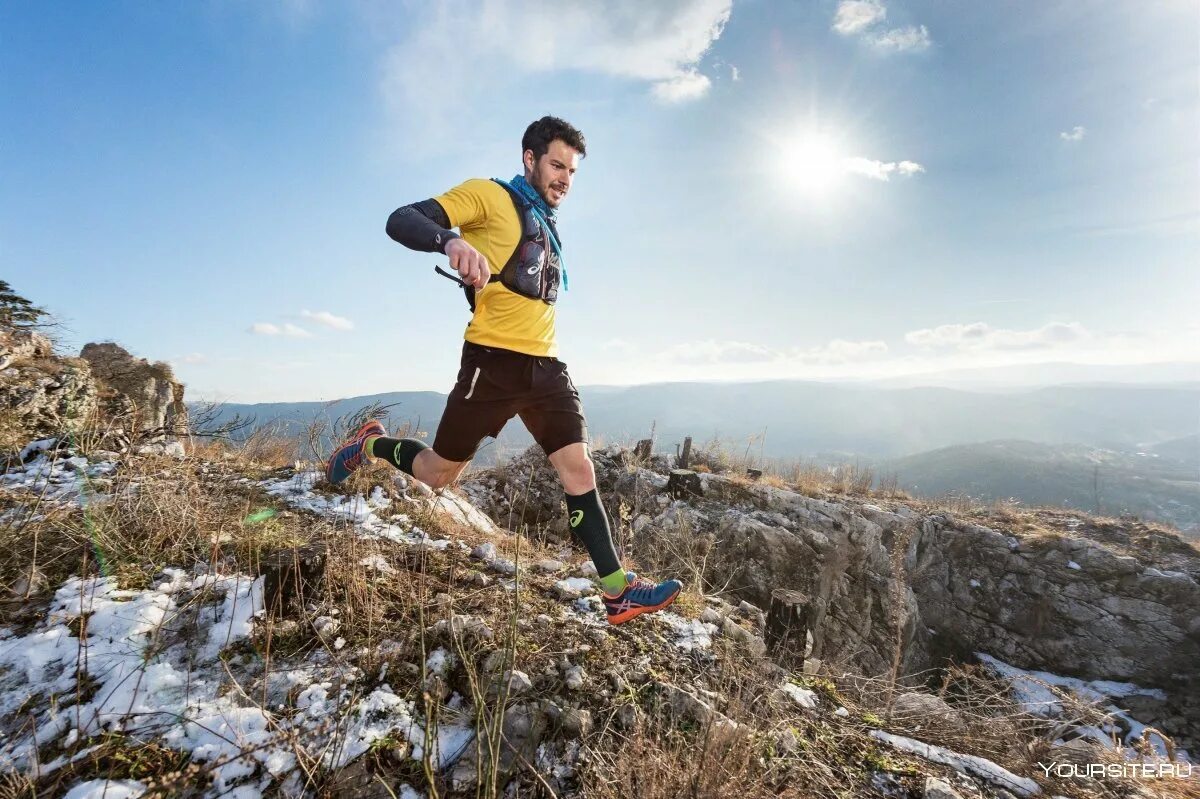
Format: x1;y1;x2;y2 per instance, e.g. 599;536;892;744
0;334;189;455
909;514;1200;749
0;329;97;447
466;448;932;678
465;444;1200;751
79;341;187;440
910;515;1199;686
0;329;53;363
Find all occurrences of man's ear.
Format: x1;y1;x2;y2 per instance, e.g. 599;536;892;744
522;149;535;174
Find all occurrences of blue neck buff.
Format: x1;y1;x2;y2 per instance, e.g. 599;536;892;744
499;174;568;291
509;174;556;220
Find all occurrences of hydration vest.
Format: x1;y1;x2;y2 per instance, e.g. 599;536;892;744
435;179;562;312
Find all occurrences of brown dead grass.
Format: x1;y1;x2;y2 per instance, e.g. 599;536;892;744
0;451;315;599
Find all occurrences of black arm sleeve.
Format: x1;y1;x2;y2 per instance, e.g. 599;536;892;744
385;199;460;253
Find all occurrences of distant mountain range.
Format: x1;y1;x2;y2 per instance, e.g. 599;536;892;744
877;436;1200;537
197;378;1200;461
195;378;1199;535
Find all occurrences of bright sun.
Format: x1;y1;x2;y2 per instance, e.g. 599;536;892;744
782;131;846;196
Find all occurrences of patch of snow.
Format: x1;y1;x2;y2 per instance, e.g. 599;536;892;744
328;685;474;771
553;577;598;600
62;779;148;799
0;452;529;794
569;596;605;617
969;579;981;588
1066;561;1081;570
425;647;455;677
976;652;1181;759
780;682;818;709
656;612;718;652
870;730;1040;796
1;451;119;510
1145;567;1192;582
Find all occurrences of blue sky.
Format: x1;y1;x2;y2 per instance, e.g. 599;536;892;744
3;1;1197;402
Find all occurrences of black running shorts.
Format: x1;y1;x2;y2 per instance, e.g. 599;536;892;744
432;341;589;462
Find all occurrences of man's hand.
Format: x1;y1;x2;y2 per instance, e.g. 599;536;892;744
445;238;490;290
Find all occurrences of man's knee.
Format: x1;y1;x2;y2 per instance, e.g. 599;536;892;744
550;443;596;493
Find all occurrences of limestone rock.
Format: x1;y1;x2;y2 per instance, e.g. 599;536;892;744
80;341;187;439
891;692;968;736
923;776;963;799
560;708;593;737
909;513;1200;747
0;334;98;446
721;617;767;658
449;702;547;793
658;682;740;737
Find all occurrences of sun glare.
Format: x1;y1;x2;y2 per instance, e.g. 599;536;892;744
782;131;847;196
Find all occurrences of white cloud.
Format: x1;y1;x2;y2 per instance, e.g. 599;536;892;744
845;157;897;181
1060;125;1086;142
248;322;313;339
844;156;925;181
281;323;312;338
832;1;931;54
869;25;931;52
300;309;354;331
652;70;712;103
651;337;889;367
175;352;209;365
382;0;732;135
832;0;886;35
660;339;780;365
905;321;1090;351
791;339;889;364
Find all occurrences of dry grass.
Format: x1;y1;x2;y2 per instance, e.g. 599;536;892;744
625;509;720;604
0;409;29;460
685;439;909;502
4;423;1192;798
192;426;301;472
0;450;314;599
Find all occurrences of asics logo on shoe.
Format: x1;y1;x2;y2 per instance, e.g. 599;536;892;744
569;509;584;527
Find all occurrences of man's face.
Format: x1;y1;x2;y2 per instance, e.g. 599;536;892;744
523;139;581;209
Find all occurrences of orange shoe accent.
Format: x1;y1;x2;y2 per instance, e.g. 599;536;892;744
605;590;680;625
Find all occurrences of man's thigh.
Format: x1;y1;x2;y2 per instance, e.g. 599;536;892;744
519;359;588;456
432;343;522;461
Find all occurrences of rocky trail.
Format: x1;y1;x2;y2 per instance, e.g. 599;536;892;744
0;437;1194;798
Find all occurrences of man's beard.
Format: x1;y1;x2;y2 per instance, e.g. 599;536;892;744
533;169;562;206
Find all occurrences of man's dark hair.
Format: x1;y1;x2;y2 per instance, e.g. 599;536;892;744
522;116;587;160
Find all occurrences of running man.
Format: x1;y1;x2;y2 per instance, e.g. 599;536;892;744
326;116;682;625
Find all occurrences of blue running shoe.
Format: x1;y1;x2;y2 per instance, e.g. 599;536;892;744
325;419;386;485
602;572;683;625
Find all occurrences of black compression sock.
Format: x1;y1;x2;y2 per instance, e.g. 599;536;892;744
564;489;623;580
367;436;428;476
